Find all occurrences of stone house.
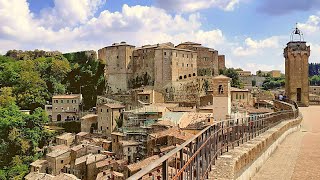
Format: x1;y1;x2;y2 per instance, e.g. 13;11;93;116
51;94;82;122
80;114;98;133
96;169;124;180
56;133;75;147
46;149;71;175
97;103;125;136
230;87;253;106
30;159;48;173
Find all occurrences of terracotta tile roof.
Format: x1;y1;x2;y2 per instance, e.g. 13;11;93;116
30;159;47;167
150;127;194;141
120;140;141;146
53;173;80;180
56;133;75;140
47;149;70;158
96;170;124;180
25;172;54;180
230;87;249;92
213;75;231;80
95;158;116;168
53;94;81;99
76;132;89;136
71;144;86;152
103;103;125;109
80;114;97;120
127;155;160;172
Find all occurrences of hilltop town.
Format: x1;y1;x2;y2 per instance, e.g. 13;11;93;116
1;39;320;180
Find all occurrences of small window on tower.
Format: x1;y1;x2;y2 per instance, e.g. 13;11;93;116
218;85;224;94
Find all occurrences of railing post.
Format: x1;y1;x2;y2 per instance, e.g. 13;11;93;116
179;149;183;180
162;160;168;180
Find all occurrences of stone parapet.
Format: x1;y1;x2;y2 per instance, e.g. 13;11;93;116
209;115;302;179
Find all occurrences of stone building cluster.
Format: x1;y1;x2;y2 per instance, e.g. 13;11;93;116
98;41;225;94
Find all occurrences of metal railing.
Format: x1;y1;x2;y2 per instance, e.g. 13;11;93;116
128;101;299;180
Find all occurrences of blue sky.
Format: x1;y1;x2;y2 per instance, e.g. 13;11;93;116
1;0;320;73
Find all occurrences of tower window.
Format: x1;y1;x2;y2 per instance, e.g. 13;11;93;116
179;76;182;79
218;85;224;94
164;52;167;56
184;75;187;79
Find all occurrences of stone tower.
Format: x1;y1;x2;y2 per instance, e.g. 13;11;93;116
284;27;310;106
212;75;231;120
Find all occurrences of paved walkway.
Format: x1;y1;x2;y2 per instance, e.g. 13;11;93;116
252;106;320;180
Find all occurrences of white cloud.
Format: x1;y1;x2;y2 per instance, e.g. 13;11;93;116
0;1;226;54
154;0;240;13
298;14;320;34
233;36;280;57
39;0;106;28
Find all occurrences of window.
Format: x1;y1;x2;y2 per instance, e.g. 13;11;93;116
187;64;189;67
176;52;178;57
179;76;182;79
146;96;149;100
184;75;187;79
74;100;77;103
61;100;63;103
236;94;238;99
218;85;224;94
67;100;69;103
193;73;196;76
61;160;64;164
101;126;102;130
101;109;102;112
107;127;109;129
164;52;167;56
128;147;131;152
187;55;188;58
117;56;119;59
107;109;109;112
129;56;131;59
189;74;191;77
119;109;122;112
71;100;73;103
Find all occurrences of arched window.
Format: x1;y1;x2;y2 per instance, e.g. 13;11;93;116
193;73;196;76
184;75;187;79
189;74;191;77
218;85;224;94
179;76;182;79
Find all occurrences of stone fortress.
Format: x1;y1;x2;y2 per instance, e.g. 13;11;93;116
98;41;226;106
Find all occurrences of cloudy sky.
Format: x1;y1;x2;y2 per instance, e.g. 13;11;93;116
1;0;320;73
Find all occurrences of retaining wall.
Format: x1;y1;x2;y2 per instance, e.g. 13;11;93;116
209;115;302;179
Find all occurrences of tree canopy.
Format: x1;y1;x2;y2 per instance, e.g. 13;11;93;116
219;68;244;88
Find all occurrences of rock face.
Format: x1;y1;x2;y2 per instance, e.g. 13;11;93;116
284;41;310;107
5;49;62;60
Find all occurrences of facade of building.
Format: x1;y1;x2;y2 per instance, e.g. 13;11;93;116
284;28;310;106
98;42;135;94
236;70;252;77
230;87;253;106
98;41;226;94
309;86;320;95
97;103;125;136
212;75;231;120
176;42;222;76
51;94;82;122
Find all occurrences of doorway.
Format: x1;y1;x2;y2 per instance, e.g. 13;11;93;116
297;88;302;102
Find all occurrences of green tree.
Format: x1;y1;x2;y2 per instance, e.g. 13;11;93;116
0;87;16;107
219;68;243;88
14;71;49;110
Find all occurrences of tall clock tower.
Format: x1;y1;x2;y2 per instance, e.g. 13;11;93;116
284;26;310;106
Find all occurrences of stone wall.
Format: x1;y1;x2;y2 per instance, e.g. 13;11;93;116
209;115;302;179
